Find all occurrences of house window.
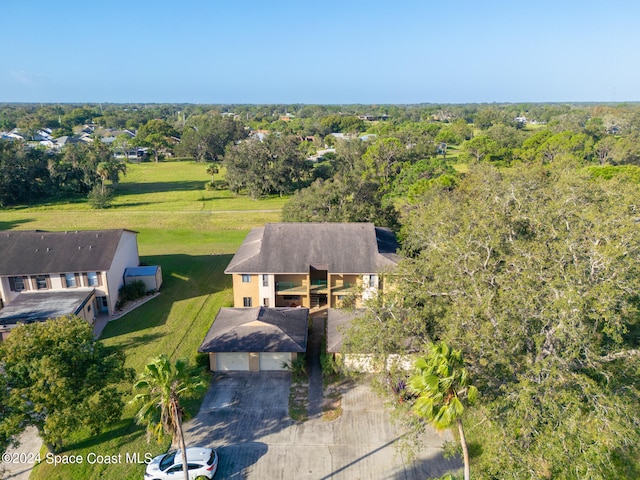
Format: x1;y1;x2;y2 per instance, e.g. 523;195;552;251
9;276;27;292
87;271;100;287
369;275;376;288
262;275;269;287
35;275;50;290
243;297;253;307
263;298;269;307
65;273;77;288
241;274;251;283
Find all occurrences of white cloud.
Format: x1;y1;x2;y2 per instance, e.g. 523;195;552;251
10;70;41;88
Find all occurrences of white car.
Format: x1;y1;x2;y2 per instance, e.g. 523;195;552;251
144;447;218;479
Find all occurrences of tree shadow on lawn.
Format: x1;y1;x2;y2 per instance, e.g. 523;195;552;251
100;253;233;340
63;420;145;453
110;201;157;209
117;181;207;196
0;218;35;230
104;331;166;350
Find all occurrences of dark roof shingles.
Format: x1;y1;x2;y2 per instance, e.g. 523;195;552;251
225;223;399;274
0;289;95;325
199;307;309;353
0;230;132;275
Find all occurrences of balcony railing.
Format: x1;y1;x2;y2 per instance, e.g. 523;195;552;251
276;282;308;294
309;279;328;293
331;282;355;293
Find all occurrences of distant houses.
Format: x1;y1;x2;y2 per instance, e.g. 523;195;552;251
0;124;143;158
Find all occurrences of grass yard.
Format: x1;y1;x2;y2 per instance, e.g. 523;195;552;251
0;160;285;480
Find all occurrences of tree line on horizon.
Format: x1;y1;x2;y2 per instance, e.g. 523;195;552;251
2;102;640;210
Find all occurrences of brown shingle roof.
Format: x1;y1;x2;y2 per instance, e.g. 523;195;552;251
224;223;399;274
199;307;309;353
0;229;135;275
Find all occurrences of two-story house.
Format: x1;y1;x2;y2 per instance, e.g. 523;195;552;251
0;229;141;335
224;223;399;310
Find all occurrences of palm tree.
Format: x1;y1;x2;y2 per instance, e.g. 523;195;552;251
96;162;110;195
132;355;208;480
206;163;219;184
407;342;478;480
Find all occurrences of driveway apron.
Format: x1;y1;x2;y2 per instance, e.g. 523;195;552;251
184;369;461;479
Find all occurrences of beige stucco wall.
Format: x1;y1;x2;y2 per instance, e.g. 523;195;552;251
75;293;97;325
248;352;260;371
208;352;217;371
232;274;260;307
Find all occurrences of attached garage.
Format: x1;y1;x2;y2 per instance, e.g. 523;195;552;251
259;352;291;371
216;352;250;371
199;306;308;372
327;308;414;373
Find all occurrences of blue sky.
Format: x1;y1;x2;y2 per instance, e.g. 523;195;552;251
1;1;639;104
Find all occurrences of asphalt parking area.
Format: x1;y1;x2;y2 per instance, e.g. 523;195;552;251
183;371;461;479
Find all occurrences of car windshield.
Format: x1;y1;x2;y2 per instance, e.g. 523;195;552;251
159;451;177;471
207;450;216;466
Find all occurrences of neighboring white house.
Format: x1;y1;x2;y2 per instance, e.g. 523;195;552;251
0;229;141;320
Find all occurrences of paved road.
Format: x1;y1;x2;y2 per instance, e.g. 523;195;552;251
183;372;461;479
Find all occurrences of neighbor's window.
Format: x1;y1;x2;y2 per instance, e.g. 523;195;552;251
243;297;252;307
65;273;77;288
368;275;376;288
11;276;26;292
263;298;269;307
35;275;49;290
262;275;269;287
87;271;100;287
241;274;251;283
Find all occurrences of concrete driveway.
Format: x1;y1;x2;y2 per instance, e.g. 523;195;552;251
183;372;461;479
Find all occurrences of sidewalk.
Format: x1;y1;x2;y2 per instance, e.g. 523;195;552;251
307;312;326;419
1;427;42;480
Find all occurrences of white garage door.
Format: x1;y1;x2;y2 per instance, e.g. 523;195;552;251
216;353;250;371
259;352;291;371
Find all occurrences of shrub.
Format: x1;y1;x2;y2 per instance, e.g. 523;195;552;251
320;350;339;377
118;280;147;306
283;354;307;379
87;186;113;209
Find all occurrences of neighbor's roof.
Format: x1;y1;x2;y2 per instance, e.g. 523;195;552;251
199;307;309;353
224;223;399;274
0;289;95;326
326;308;365;353
0;229;137;276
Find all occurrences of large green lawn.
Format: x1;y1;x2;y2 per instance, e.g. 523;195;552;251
0;160;285;479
